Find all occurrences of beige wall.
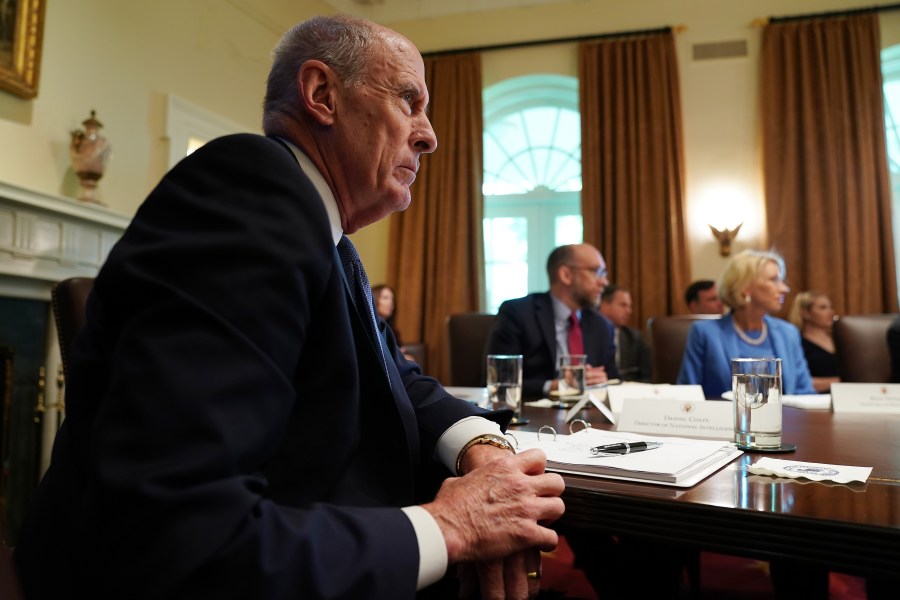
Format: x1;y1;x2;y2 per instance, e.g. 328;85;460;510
397;0;900;283
0;0;331;214
1;0;897;285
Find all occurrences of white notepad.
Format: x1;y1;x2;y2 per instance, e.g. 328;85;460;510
514;428;742;487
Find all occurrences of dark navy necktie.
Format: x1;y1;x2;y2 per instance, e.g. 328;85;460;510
336;235;388;375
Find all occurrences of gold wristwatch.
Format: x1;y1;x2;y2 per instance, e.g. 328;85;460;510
456;433;516;475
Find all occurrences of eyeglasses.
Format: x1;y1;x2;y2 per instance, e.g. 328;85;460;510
566;265;609;279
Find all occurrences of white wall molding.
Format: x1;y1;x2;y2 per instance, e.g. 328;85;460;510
0;180;130;300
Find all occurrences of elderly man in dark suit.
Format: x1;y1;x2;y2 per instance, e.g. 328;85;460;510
13;15;564;600
486;243;619;399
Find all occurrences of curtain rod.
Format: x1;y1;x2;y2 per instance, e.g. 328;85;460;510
767;2;900;24
421;25;677;58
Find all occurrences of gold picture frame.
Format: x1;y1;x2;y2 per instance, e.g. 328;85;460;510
0;0;45;99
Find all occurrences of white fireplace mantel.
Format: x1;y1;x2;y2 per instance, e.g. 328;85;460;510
0;181;131;472
0;180;131;300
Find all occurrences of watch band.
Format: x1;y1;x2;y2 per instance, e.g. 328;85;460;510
455;433;516;475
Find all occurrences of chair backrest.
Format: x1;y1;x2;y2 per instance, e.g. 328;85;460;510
646;314;722;384
445;312;497;387
401;342;427;374
51;277;94;377
834;313;898;383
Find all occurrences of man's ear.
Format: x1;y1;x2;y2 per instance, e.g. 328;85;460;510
298;60;337;126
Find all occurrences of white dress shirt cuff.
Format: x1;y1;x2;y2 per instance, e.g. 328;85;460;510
406;416;501;590
401;505;448;590
435;416;504;473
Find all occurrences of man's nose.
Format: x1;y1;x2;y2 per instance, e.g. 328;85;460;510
414;115;438;153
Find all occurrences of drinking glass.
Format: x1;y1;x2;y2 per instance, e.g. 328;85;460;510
556;354;588;406
486;354;526;424
732;357;783;449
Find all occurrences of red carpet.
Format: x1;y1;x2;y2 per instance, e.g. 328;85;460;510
540;537;867;599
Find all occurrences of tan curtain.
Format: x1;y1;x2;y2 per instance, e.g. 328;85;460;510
579;32;690;328
388;52;485;382
762;13;898;315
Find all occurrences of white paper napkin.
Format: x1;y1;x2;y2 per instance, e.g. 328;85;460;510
782;395;832;410
748;457;872;484
525;399;562;408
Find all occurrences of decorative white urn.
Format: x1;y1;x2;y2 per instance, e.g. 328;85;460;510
69;110;112;204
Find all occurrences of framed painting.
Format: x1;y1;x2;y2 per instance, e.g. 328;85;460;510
0;0;45;99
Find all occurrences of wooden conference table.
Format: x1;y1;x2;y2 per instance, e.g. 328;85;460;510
510;403;900;579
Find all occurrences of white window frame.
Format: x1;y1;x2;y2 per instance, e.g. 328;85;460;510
165;95;250;169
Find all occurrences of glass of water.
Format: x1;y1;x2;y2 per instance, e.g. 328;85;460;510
732;357;783;449
486;354;526;424
556;354;588;406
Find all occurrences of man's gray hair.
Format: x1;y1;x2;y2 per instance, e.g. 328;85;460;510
263;15;376;133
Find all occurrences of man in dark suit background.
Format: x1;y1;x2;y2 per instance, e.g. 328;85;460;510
486;243;619;399
13;15;564;600
685;279;725;315
599;284;652;382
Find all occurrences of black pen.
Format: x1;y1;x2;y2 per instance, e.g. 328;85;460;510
590;441;662;456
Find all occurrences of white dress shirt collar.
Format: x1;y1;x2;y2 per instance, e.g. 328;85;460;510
279;138;343;245
551;293;579;322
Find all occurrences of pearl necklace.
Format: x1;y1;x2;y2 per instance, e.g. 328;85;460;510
733;320;768;346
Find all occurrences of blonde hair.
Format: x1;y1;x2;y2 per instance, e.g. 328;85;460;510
719;249;786;310
787;290;827;328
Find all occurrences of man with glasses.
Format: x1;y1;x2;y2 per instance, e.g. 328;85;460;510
486;243;619;400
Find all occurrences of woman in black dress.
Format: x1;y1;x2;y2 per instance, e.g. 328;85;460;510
787;290;839;392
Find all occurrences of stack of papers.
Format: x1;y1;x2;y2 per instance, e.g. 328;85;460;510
514;429;742;487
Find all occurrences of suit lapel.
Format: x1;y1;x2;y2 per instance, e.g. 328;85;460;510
332;247;420;471
720;315;741;364
619;327;632;364
581;311;604;365
535;294;558;364
765;316;788;359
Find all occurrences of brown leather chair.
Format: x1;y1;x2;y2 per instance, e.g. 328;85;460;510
646;314;722;384
51;277;94;377
834;313;898;383
401;342;427;374
445;312;497;387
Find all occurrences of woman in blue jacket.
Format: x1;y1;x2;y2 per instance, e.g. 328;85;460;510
677;250;825;596
677;249;815;398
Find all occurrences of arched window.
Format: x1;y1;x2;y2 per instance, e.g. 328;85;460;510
482;75;582;313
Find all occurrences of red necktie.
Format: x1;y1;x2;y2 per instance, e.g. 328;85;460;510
568;312;584;355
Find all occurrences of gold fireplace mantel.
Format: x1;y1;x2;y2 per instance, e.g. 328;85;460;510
0;180;130;300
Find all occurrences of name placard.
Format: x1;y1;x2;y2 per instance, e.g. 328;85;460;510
564;389;616;425
616;398;733;440
607;384;705;413
831;383;900;414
